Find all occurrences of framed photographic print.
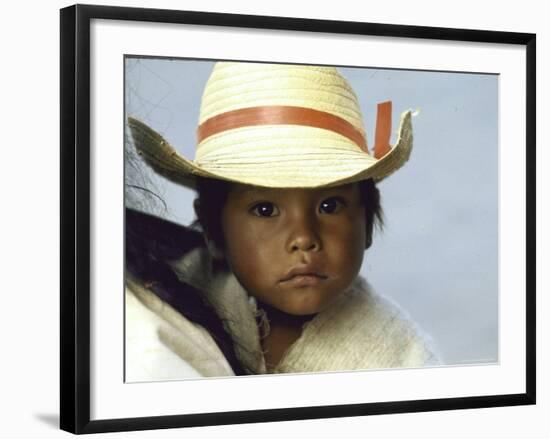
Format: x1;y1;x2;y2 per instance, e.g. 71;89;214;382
60;4;536;434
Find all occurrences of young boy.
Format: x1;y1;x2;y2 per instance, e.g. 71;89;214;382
125;61;439;380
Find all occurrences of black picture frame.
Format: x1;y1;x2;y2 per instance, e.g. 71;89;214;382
60;3;536;434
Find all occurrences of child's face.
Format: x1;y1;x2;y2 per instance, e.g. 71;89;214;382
220;182;367;316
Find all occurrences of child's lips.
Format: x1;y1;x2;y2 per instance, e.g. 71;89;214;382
279;265;328;286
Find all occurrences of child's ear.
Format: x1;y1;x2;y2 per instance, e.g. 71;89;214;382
194;198;224;259
193;199;201;218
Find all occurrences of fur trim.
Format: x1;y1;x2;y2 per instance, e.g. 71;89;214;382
168;247;266;374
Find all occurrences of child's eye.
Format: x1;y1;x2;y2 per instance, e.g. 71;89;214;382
319;197;345;214
251;202;280;217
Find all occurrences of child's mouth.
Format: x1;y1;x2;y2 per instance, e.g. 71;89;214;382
281;274;327;287
279;265;328;286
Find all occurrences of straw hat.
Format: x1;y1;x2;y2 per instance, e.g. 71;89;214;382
127;62;414;189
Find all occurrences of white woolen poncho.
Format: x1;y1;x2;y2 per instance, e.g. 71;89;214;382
125;247;440;381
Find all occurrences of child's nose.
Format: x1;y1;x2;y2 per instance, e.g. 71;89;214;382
286;215;322;253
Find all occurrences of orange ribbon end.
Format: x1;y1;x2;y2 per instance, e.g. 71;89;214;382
373;101;392;159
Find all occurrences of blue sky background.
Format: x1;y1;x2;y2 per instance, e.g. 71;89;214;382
125;58;498;366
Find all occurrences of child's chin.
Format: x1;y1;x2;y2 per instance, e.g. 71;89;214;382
284;307;319;317
279;296;335;316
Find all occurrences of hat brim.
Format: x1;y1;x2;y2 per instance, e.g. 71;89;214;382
127;111;413;189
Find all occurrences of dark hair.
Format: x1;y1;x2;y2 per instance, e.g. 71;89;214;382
193;177;384;253
125;207;247;374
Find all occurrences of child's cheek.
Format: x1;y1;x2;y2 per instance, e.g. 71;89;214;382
222;218;281;283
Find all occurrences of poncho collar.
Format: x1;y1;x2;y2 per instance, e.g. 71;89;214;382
168;247;438;374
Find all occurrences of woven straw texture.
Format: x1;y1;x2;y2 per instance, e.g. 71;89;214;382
127;61;414;188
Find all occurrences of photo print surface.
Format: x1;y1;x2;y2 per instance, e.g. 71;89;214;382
124;58;498;382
